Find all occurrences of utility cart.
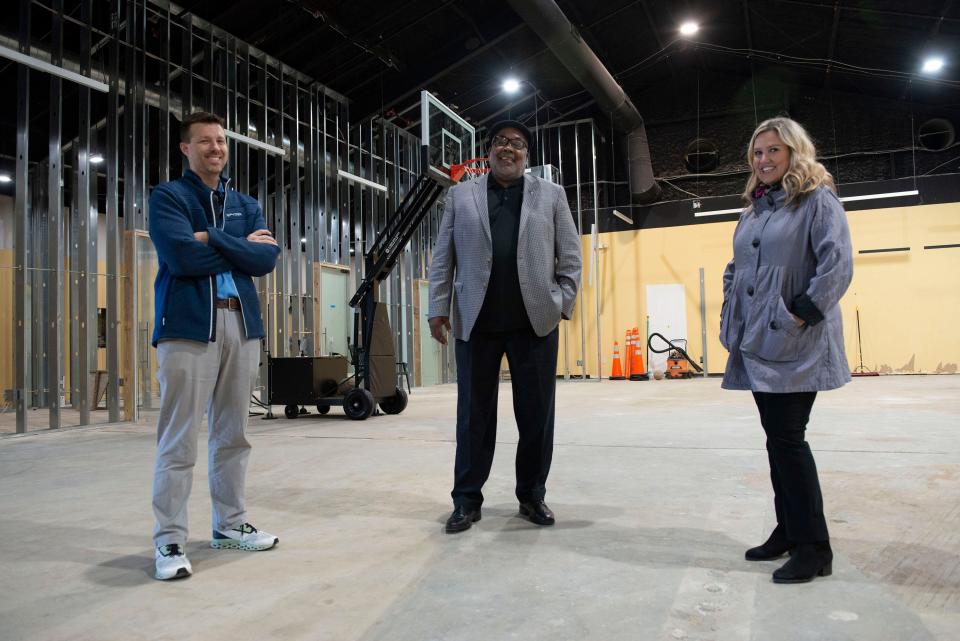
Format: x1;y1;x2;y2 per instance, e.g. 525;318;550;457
264;167;449;420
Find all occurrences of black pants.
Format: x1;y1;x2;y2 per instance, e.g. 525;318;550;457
752;391;830;544
452;327;559;510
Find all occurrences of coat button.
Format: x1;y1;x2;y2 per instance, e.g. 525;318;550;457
747;286;754;296
752;238;760;248
769;321;778;330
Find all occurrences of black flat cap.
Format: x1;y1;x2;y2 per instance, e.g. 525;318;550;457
487;119;533;148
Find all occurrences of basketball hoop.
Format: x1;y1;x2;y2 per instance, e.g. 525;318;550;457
448;157;489;184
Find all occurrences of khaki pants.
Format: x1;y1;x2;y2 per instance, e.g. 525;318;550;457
152;309;260;547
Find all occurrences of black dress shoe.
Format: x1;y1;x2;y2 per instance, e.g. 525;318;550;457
518;500;555;526
745;525;793;561
445;506;481;533
772;542;833;584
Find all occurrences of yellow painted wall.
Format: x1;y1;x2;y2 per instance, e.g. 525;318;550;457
561;202;960;378
842;203;960;374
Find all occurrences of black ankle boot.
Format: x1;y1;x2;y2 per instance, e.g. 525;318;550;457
745;525;792;561
772;542;832;583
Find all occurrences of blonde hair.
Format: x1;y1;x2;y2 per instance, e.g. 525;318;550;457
742;117;836;206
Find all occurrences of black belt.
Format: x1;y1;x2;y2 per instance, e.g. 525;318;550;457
214;297;241;311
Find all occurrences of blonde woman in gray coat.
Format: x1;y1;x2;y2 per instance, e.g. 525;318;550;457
720;117;853;583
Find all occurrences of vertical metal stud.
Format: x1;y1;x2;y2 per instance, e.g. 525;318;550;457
590;122;602;381
181;16;193;174
573;123;587;381
31;164;45;409
319;95;329;267
352;121;364;293
159;1;170;183
121;0;140;421
205;23;214;113
14;0;31;433
302;85;317;356
257;55;272;360
235;41;248;194
272;64;287;355
289;78;302;355
136;0;147;413
105;0;122;422
339;101;350;267
47;0;65;428
75;0;94;425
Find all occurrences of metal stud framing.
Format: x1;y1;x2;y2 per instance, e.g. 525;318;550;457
5;0;600;432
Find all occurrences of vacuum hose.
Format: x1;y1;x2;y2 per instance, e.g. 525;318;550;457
646;333;703;373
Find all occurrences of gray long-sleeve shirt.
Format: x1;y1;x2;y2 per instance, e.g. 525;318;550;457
720;185;854;392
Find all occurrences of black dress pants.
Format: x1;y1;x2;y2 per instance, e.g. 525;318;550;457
752;391;830;543
452;327;559;510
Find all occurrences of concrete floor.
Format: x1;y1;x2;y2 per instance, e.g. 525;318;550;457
0;375;957;641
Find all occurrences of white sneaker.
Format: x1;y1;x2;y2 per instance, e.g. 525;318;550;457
210;522;279;551
155;544;192;580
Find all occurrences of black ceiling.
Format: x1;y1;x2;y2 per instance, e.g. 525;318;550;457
177;0;960;131
1;0;959;201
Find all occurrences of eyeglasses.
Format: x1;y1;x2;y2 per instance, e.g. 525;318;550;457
491;135;528;151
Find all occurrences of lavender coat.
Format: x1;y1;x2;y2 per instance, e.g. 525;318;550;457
720;185;853;392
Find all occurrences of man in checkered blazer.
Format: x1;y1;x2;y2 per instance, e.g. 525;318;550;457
428;120;582;533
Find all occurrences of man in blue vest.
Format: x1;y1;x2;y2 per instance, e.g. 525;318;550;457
149;112;280;580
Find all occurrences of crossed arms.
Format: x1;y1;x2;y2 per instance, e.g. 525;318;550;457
148;185;280;278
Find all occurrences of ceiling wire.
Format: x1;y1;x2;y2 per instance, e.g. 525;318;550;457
686;41;960;88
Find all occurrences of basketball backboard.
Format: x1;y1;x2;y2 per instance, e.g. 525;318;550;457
421;90;478;182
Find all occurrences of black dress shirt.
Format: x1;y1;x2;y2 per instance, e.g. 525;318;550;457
474;178;533;333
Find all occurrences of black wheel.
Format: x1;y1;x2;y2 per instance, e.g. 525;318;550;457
343;388;375;420
284;404;299;419
379;387;409;415
316;404;330;415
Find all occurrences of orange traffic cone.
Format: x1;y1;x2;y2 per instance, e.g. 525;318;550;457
610;342;625;380
629;328;649;381
623;329;633;378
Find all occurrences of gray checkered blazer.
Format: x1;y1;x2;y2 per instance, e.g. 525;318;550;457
428;173;582;341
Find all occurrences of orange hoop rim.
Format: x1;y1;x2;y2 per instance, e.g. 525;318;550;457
448;157;490;183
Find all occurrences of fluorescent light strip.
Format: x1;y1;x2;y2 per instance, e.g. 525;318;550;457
694;207;742;218
224;130;285;156
0;44;109;93
839;190;919;203
612;209;633;224
337;169;387;192
694;189;921;218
